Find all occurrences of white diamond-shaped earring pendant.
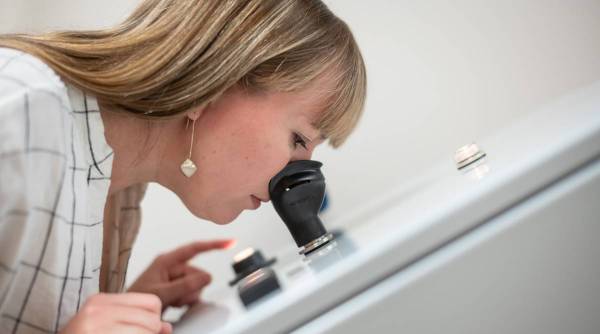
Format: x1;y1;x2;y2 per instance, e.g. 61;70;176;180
180;158;197;177
181;118;198;178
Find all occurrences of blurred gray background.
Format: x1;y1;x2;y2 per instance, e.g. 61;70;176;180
2;0;600;301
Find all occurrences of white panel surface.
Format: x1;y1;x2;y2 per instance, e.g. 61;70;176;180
296;157;600;334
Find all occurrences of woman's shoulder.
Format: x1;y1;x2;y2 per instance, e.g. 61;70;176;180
0;47;71;118
0;47;74;167
0;47;67;88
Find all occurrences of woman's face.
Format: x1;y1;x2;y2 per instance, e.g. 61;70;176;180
174;86;326;224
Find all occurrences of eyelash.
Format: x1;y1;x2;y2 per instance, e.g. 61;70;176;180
293;133;308;150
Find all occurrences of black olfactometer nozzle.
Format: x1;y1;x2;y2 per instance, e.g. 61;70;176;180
268;160;333;255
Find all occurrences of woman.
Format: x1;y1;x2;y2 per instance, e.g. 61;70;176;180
0;0;366;333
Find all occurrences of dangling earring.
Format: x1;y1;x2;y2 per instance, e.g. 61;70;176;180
180;118;198;178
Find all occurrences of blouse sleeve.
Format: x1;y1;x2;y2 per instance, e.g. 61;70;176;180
0;54;69;320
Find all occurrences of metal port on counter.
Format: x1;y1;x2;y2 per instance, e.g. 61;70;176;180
455;143;487;170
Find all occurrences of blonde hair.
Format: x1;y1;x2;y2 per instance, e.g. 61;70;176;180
0;0;366;147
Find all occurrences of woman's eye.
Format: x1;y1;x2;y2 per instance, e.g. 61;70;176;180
293;133;308;150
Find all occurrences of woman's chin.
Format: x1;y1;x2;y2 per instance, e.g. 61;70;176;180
183;200;240;225
206;209;241;225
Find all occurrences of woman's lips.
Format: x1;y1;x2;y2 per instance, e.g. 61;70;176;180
253;195;270;202
250;195;261;209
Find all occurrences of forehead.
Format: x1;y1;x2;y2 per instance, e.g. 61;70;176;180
272;75;334;121
210;86;320;134
281;89;325;119
226;79;332;141
271;88;328;137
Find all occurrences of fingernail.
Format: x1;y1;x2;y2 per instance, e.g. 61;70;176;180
224;239;237;249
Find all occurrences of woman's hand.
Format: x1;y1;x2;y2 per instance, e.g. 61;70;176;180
60;292;171;334
128;240;235;310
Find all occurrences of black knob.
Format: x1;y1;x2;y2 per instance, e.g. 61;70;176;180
229;248;275;286
238;268;280;307
269;160;333;254
233;249;266;275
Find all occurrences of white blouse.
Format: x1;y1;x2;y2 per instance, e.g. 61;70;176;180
0;47;147;334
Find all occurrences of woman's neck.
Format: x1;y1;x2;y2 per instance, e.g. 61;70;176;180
98;102;185;196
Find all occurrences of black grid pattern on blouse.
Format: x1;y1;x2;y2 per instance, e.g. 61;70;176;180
0;50;112;334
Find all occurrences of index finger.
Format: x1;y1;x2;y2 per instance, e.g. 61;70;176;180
161;239;236;264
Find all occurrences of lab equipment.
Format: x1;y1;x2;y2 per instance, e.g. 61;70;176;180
175;80;600;334
268;160;333;255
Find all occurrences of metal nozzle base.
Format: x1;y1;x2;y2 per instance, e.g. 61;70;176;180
299;233;334;256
